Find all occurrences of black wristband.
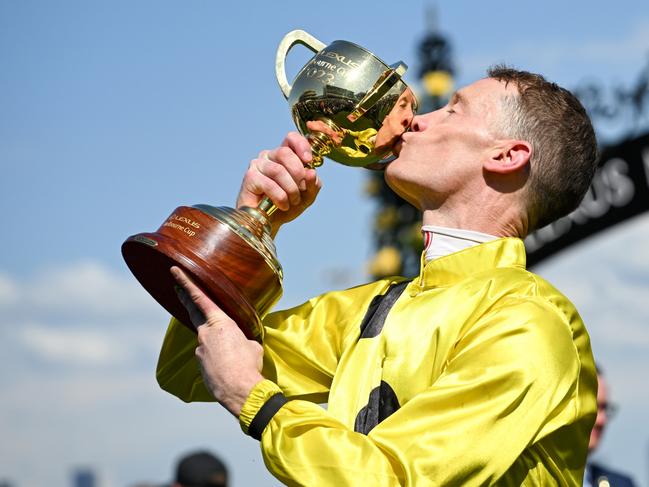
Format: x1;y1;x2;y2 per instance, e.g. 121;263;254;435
248;392;288;441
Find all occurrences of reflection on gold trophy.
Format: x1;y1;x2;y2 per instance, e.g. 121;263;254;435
121;30;417;340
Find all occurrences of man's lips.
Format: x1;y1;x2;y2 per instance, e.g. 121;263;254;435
393;131;414;156
393;138;404;156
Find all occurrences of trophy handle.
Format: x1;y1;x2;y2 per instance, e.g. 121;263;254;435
275;29;326;99
347;62;408;122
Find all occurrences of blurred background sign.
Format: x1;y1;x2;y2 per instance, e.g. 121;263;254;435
526;131;649;267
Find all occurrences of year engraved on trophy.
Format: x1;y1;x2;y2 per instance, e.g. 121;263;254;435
305;51;361;85
306;66;336;85
162;213;201;237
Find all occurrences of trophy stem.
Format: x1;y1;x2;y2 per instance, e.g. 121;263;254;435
306;134;329;168
258;198;278;217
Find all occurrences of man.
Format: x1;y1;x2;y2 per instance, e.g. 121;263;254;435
157;67;599;485
171;450;228;487
584;369;636;487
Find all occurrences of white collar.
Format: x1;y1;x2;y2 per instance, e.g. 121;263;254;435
422;225;498;262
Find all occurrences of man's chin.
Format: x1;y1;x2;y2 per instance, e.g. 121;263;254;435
383;162;401;189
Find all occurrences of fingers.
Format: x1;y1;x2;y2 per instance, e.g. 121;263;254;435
171;266;225;329
281;131;313;165
237;132;316;212
257;148;305;209
301;167;321;208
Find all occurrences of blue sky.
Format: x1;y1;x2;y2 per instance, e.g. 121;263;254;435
2;1;649;485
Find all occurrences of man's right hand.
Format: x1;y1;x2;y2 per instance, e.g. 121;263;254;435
237;132;322;235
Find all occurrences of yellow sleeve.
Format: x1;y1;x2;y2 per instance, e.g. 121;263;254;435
156;316;213;402
242;297;596;486
155;279;395;403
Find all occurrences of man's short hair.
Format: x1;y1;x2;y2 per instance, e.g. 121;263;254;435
487;66;598;232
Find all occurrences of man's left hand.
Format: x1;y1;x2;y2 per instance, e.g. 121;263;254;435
170;266;264;417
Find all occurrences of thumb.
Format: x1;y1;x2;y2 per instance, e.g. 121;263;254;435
171;267;226;328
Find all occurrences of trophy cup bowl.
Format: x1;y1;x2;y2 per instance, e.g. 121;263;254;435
276;30;417;168
122;29;416;341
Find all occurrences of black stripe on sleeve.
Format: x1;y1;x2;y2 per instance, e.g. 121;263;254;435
247;393;288;441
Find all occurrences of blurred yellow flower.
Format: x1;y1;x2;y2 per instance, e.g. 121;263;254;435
367;246;402;277
364;177;382;196
423;71;454;97
375;206;399;231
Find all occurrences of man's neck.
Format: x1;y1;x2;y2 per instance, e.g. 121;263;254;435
421;206;525;238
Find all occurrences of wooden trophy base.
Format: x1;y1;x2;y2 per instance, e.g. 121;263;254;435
121;205;283;341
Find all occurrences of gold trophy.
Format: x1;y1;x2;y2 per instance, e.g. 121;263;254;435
121;30;417;340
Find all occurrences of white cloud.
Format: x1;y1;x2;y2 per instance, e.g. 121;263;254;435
591;312;649;349
18;324;132;366
0;260;170;369
0;271;19;306
26;260;163;319
3;369;153;411
0;259;168;326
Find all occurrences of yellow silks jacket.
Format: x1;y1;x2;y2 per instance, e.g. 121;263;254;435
157;237;597;486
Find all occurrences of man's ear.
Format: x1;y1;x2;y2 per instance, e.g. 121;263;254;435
484;140;532;175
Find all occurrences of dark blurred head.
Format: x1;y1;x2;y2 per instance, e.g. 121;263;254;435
173;450;228;487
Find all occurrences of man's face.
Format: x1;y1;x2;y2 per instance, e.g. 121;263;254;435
374;88;417;152
384;77;515;209
589;374;609;452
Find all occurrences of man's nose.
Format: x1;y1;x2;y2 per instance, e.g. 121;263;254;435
410;114;428;132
